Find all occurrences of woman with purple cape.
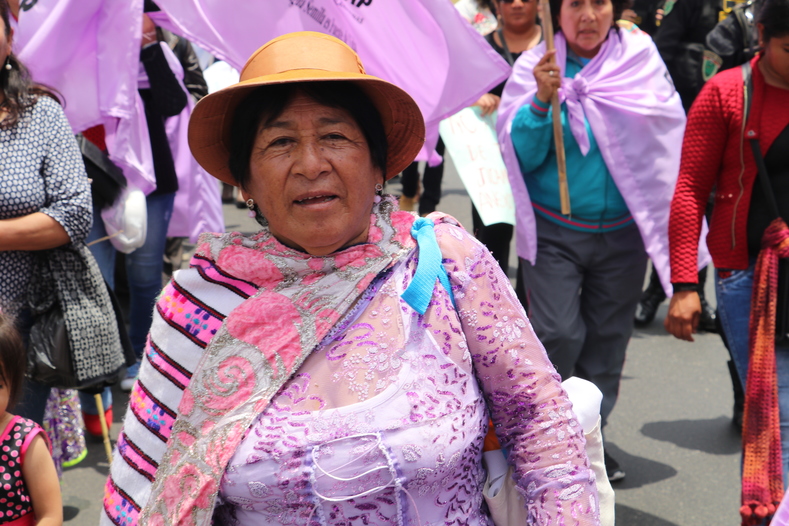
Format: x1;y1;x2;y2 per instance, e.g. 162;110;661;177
496;0;688;481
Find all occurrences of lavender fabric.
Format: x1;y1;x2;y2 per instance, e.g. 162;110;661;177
497;28;708;295
157;43;225;241
14;0;157;194
148;0;511;166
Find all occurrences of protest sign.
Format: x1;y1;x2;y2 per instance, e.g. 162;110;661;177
440;107;515;226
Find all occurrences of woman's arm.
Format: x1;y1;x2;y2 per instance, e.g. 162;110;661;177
665;81;729;341
509;50;563;174
435;222;600;524
510;100;555;174
1;98;92;251
22;434;63;526
0;213;70;251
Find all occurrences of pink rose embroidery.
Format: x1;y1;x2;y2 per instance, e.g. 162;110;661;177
206;422;247;474
179;389;194;416
217;246;284;289
313;307;342;337
226;293;302;375
367;216;383;243
196;355;256;416
162;463;216;521
335;244;383;269
391;211;417;248
201;420;216;435
176;431;196;448
193;242;212;258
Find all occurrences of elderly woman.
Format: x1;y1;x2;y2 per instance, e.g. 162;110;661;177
103;32;600;526
497;0;687;481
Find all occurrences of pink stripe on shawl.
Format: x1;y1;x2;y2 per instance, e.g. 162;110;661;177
146;340;192;390
156;281;224;347
128;382;177;443
117;434;157;482
104;476;140;525
191;254;258;298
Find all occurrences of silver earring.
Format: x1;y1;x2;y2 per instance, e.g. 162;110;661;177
246;198;269;227
375;183;383;194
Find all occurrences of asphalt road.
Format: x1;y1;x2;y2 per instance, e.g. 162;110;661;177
62;157;741;525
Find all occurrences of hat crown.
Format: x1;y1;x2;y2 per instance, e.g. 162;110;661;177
241;32;366;82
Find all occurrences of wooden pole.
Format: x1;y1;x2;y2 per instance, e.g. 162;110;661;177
94;393;114;464
540;0;571;215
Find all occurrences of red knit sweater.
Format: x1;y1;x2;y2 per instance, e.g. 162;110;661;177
670;56;789;284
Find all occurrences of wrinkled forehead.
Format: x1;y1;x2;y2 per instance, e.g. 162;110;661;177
256;89;360;132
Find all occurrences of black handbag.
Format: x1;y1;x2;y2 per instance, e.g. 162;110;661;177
742;62;789;345
26;245;131;390
26;299;75;388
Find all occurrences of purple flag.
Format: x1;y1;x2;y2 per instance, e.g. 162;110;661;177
158;43;224;241
148;0;510;161
14;0;156;193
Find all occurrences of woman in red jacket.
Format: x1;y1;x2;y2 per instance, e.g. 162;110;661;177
665;0;789;520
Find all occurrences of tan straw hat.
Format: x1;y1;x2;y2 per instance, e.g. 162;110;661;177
188;31;426;186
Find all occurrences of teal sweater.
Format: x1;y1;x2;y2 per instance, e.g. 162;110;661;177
510;54;632;231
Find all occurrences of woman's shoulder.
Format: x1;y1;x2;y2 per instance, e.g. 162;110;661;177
15;94;68;131
28;94;65;118
614;24;662;59
193;231;260;260
691;65;747;117
429;213;489;266
706;63;749;92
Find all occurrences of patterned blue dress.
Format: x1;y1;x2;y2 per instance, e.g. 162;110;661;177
0;95;91;315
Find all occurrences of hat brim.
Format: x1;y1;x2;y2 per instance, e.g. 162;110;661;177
188;70;426;186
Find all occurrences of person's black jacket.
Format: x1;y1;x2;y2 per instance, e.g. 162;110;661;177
705;0;762;74
163;29;208;102
654;0;721;112
139;41;188;195
631;0;663;36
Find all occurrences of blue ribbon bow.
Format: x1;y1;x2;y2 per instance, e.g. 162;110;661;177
400;217;456;315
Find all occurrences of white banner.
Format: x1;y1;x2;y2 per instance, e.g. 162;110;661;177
440;107;515;226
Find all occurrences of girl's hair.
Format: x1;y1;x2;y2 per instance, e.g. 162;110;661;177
548;0;628;34
0;0;61;128
476;0;496;10
757;0;789;42
0;311;26;412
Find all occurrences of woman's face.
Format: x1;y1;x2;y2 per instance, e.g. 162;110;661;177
559;0;613;59
499;0;539;32
243;92;382;256
761;30;789;86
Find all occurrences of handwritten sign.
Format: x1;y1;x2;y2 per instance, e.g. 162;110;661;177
439;107;516;226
